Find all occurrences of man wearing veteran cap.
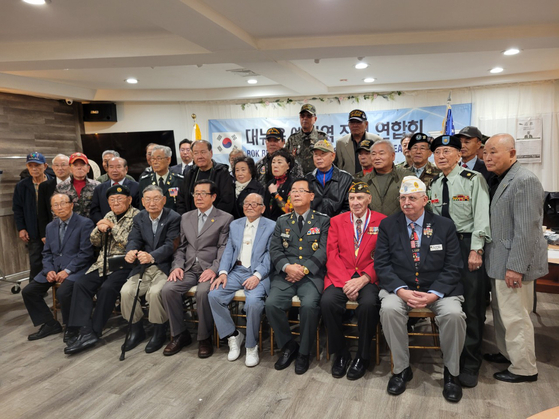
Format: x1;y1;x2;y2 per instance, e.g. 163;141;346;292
306;139;353;217
407;133;440;188
286;104;328;175
335;109;382;176
256;127;303;187
375;176;466;402
321;182;386;380
13;152;53;281
456;126;490;181
354;139;375;179
64;184;140;354
56;152;100;218
429;134;491;388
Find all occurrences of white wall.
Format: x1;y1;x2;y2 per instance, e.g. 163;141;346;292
84;80;559;190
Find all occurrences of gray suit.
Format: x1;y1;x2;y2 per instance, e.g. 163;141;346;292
486;162;547;376
162;206;233;340
335;132;382;176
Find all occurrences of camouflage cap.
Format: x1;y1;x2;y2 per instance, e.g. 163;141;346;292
266;127;285;141
311;139;334;153
299;104;316;116
349;181;371;195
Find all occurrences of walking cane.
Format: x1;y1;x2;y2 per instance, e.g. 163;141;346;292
120;263;147;361
102;227;111;282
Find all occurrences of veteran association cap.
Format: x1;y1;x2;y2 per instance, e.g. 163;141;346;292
399;176;426;195
356;138;374;152
348;109;367;122
407;132;430;149
349;181;371;195
106;184;130;198
69;152;89;165
311;139;335;153
299;104;316;116
266;127;285;141
26;152;46;164
430;135;462;152
457;126;483;140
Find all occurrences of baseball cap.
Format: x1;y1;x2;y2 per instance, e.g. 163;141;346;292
266;127;285;141
400;176;426;195
311;139;335;153
356;139;374;152
300;104;316;116
69;152;89;165
348;109;367;122
26;152;46;164
457;126;483;140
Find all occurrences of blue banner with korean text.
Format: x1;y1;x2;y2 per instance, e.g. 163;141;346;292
208;103;471;166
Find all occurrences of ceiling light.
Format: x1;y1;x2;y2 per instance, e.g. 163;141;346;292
247;79;258;84
125;78;138;84
22;0;49;4
355;62;368;70
364;77;375;83
503;48;520;56
489;67;504;74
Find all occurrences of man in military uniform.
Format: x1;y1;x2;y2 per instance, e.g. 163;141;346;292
429;134;491;388
285;104;328;175
354;139;374;179
256;128;303;187
407;133;441;189
265;178;330;375
334;109;382;176
138;145;183;211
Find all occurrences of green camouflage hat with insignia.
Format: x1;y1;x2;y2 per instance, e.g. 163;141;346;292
300;104;316;116
349;181;371;195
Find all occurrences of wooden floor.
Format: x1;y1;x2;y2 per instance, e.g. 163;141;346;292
1;281;558;419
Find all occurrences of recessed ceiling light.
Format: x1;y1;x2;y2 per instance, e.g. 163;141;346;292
125;78;138;84
22;0;49;4
355;62;368;70
489;67;504;74
364;77;375;83
503;48;520;56
247;79;258;84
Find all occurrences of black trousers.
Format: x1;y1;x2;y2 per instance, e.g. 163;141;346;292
69;268;131;336
458;234;487;374
27;238;44;281
22;279;74;326
320;283;380;360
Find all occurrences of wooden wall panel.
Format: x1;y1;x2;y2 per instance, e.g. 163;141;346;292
0;91;83;275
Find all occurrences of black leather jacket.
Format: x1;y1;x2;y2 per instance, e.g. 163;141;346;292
306;165;353;217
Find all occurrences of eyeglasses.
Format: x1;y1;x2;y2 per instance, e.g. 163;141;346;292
434;149;456;156
291;189;311;195
143;197;163;204
192;192;213;198
51;202;70;209
108;197;128;204
399;195;420;202
243;202;263;208
411;146;430;152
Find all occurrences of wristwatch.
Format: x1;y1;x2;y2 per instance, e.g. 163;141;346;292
303;266;310;275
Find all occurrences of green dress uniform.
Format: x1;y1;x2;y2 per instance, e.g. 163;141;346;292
265;210;330;356
286;127;328;175
138;171;183;211
429;164;491;377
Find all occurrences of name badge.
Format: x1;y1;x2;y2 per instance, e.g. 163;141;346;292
430;244;443;251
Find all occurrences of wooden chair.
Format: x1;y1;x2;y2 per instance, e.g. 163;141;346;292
51;283;61;321
214;289;264;352
183;286;218;343
325;300;381;365
270;295;321;361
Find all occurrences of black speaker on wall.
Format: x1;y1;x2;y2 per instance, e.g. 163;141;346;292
82;102;117;122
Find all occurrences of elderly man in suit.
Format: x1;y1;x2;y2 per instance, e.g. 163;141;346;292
117;185;181;354
90;157;140;223
265;178;330;375
335;109;382;176
321;182;386;380
64;185;140;354
208;193;275;367
483;134;548;383
162;179;233;357
21;193;95;341
375;176;466;403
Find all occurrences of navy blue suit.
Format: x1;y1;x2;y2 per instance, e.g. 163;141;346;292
22;213;95;326
90;179;140;223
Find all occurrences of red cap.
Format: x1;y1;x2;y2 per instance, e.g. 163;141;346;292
69;152;89;165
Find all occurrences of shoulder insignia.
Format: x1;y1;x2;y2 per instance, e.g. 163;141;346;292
140;173;151;180
460;170;477;180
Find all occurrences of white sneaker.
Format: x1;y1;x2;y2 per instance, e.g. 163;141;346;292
245;345;260;367
227;331;244;361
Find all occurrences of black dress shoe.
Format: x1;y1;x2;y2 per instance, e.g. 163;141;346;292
483;353;510;364
122;322;146;352
443;367;463;403
458;371;479;388
163;331;192;356
331;353;352;378
347;357;369;381
28;321;62;341
274;341;299;371
64;332;99;355
295;353;310;375
387;366;413;395
63;327;79;343
493;370;538;383
145;323;167;354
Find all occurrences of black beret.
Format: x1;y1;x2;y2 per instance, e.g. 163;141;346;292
430;135;462;152
106;184;131;198
408;132;430;149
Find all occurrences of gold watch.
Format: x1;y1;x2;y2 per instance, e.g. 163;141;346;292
303;266;310;275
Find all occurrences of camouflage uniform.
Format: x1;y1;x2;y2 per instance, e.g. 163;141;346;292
55;177;100;218
256;154;304;187
411;161;442;190
286;127;328;175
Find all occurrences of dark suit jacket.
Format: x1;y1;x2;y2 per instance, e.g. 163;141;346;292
35;213;95;283
126;208;181;277
375;210;463;297
170;163;192;177
90;179;140;223
37;178;58;239
472;158;491;182
172;206;233;274
234;178;265;219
